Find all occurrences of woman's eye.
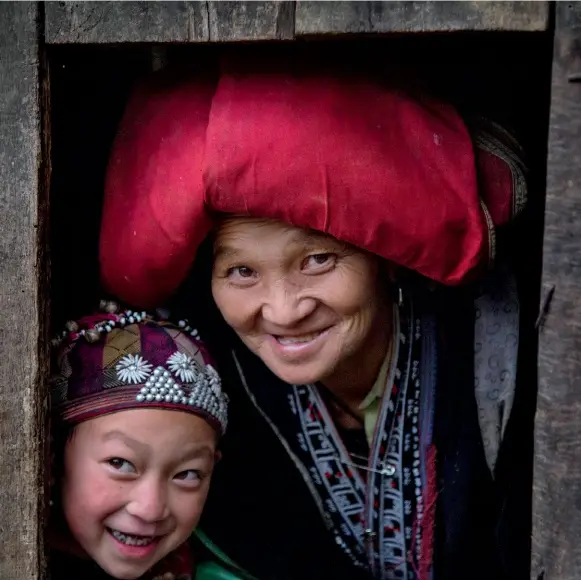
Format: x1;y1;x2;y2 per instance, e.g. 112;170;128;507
226;266;256;280
107;458;136;474
174;469;201;483
303;253;336;270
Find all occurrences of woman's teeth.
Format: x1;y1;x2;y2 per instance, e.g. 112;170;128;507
276;333;320;345
109;528;156;546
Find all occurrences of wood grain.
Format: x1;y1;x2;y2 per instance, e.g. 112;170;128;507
46;1;549;44
295;1;550;35
0;2;48;579
207;1;294;41
532;3;581;579
45;1;295;44
45;1;210;43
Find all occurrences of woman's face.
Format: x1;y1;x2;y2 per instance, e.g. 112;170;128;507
61;409;217;579
211;218;389;387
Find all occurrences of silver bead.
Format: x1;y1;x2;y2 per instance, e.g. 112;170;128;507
181;397;188;405
65;320;79;333
163;371;170;378
128;316;135;324
188;398;195;406
150;387;158;395
172;396;180;403
153;368;161;377
136;394;145;402
140;387;148;394
146;394;154;402
103;301;119;314
164;395;172;402
85;328;100;343
179;320;186;327
155;394;163;402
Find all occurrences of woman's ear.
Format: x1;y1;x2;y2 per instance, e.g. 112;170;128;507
214;450;222;464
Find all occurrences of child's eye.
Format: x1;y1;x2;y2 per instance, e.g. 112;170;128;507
174;469;201;483
107;458;136;474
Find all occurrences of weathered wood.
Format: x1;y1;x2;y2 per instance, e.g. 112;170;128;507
45;1;295;44
45;1;210;43
0;2;47;580
295;1;550;35
208;1;294;41
46;1;548;43
532;4;581;580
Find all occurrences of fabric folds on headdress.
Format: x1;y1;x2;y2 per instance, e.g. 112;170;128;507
100;73;215;307
100;70;526;308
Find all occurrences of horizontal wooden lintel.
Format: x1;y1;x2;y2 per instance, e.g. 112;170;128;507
44;1;549;45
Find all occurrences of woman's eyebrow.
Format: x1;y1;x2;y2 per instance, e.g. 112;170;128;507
213;243;241;261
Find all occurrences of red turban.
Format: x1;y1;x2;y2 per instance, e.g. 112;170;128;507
100;71;526;308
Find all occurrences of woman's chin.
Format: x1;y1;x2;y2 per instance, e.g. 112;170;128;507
261;359;327;387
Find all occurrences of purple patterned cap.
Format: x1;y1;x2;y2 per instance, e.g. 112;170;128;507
50;302;228;434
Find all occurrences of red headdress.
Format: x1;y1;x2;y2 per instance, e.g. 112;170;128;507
100;69;526;308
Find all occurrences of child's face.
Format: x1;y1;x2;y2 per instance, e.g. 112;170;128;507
61;408;218;579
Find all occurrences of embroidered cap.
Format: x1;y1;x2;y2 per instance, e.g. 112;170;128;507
50;301;228;434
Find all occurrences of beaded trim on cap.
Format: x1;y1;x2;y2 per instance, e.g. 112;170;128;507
52;300;229;434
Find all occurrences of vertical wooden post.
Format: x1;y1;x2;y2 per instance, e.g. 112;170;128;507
0;2;48;579
532;3;581;579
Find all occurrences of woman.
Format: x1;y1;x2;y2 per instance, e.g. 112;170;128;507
99;66;529;580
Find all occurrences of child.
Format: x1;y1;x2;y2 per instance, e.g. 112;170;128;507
48;300;228;580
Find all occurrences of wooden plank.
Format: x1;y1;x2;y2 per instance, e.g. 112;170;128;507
208;1;294;41
45;1;210;43
0;3;47;580
45;0;294;44
532;4;581;580
295;1;550;35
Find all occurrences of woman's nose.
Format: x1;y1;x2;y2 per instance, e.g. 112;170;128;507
125;479;169;523
261;282;317;327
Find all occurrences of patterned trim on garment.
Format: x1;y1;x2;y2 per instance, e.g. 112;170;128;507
472;117;528;219
234;298;437;579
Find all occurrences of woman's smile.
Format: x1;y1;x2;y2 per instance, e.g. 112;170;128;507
268;327;332;359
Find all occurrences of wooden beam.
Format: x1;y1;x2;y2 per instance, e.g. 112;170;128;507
45;1;210;43
532;4;581;580
295;1;550;35
45;1;295;44
207;1;294;42
45;1;549;44
0;2;48;580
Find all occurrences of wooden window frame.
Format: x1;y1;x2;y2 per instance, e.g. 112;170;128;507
4;2;579;579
